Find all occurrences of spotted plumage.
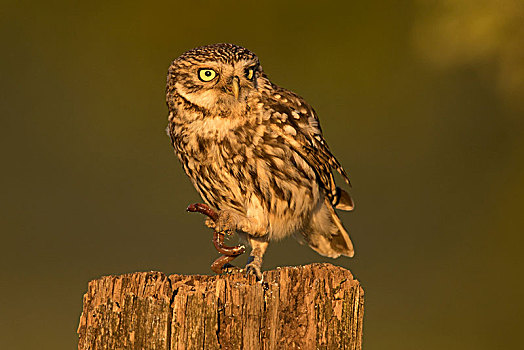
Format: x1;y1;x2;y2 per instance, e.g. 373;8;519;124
166;43;355;278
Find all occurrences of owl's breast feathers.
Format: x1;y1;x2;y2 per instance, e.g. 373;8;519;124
168;84;353;214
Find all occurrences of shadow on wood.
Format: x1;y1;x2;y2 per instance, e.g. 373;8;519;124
78;263;364;349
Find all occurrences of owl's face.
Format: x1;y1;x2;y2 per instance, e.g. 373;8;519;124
167;44;264;112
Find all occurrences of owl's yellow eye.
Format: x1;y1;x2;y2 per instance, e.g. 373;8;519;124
198;69;217;82
245;68;254;80
246;68;255;80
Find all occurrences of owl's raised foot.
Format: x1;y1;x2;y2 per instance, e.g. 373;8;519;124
187;203;246;274
213;209;245;234
188;204;242;234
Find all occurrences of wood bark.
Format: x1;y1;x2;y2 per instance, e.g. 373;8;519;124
78;263;364;350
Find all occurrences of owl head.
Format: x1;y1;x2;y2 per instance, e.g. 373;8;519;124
166;43;266;113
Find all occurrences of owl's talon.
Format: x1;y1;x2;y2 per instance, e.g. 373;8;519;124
205;218;216;229
245;261;263;281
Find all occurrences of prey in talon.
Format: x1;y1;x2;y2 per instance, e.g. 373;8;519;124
167;44;356;281
187;203;245;274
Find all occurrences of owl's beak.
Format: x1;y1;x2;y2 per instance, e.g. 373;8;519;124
232;76;240;100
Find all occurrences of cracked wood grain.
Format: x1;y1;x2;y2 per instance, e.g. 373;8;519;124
78;263;364;350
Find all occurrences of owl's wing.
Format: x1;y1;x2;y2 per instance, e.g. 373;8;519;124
266;87;354;211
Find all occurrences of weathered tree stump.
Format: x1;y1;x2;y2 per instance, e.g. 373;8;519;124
78;263;364;349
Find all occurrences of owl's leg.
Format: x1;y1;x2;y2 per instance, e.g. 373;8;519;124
245;236;268;281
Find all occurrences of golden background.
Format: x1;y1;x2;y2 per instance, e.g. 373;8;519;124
1;1;523;348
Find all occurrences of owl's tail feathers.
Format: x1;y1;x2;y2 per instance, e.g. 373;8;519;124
296;198;354;258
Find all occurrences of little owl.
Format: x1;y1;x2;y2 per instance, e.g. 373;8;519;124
166;43;355;279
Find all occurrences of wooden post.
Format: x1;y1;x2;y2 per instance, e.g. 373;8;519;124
78;263;364;349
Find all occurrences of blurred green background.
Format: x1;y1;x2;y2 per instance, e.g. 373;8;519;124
1;0;523;349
